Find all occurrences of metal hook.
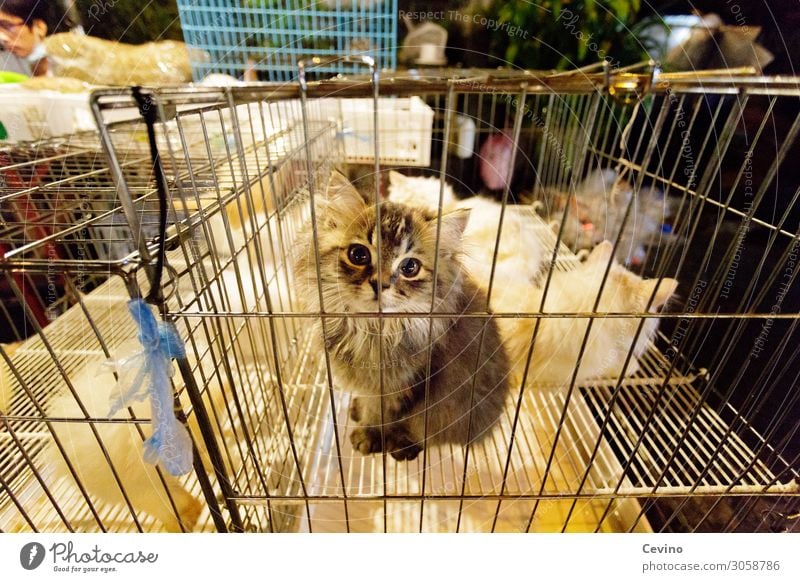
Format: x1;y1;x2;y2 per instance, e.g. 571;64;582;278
160;263;180;303
127;261;179;304
602;59;612;93
647;59;662;94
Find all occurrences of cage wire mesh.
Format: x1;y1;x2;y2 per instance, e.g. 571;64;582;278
176;0;398;82
0;67;798;534
0;132;156;341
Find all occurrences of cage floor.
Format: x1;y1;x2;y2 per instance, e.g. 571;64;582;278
235;327;795;533
268;334;655;533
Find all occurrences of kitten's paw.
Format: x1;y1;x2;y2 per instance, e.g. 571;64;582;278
349;426;382;455
388;434;423;461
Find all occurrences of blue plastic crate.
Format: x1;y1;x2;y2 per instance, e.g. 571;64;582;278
177;0;398;82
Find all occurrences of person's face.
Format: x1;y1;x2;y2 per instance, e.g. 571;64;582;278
0;11;47;58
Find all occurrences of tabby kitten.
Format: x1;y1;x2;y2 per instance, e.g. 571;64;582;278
295;171;511;460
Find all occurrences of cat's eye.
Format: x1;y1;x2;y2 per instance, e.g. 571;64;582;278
347;244;371;266
399;258;422;278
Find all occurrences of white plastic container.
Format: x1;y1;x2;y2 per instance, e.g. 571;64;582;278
0;88;47;142
454;115;476;159
0;87;97;143
316;96;435;167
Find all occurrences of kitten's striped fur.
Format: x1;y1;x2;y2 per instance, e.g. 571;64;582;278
295;172;512;460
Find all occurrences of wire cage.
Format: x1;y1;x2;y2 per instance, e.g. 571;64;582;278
0;64;798;534
177;0;399;82
0;132;161;342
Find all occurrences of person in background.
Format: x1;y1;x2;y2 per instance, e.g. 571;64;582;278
0;0;75;76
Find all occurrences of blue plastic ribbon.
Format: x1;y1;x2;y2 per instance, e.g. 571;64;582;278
107;299;193;476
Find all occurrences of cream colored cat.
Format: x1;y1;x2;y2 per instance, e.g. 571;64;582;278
385;171;458;211
499;241;678;386
184;164;277;260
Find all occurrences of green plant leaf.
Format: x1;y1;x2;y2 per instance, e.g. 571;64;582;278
577;31;587;60
608;0;631;23
506;43;519;65
485;0;648;70
584;0;598;22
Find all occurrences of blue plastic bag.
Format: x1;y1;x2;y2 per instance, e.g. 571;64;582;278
106;299;193;476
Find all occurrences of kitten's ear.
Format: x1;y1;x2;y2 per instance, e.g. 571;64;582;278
585;240;614;266
439;207;470;240
323;171;365;217
641;277;679;308
420;208;469;252
388;170;407;187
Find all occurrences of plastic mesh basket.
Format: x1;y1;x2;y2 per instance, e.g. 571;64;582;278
177;0;398;82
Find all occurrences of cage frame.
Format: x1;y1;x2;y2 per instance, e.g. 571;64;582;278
1;65;798;534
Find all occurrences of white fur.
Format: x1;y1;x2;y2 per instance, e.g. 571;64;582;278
387;171;457;212
190;233;292;365
499;241;678;386
458;196;545;290
9;258;280;532
192;166;276;260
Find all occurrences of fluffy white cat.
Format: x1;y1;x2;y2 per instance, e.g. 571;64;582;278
458;196;545;293
189;236;292;365
385;171;458;211
189;166;277;260
499;241;678;386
